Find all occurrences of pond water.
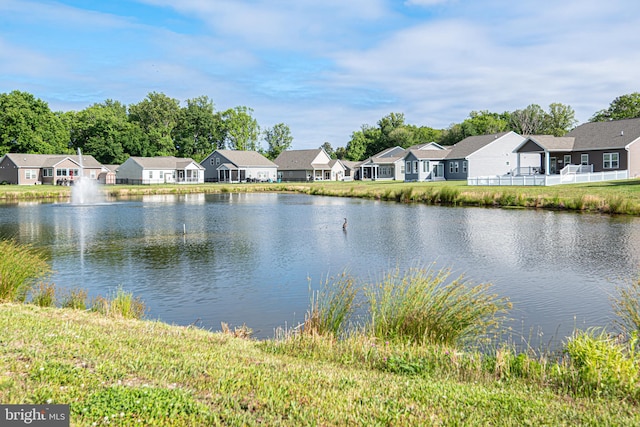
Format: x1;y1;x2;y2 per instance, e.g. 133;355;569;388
2;193;639;347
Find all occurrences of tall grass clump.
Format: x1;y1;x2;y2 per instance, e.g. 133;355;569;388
91;286;147;319
305;272;358;337
61;287;88;310
365;266;511;347
556;328;640;400
611;277;640;335
30;282;56;307
436;186;460;205
0;239;50;302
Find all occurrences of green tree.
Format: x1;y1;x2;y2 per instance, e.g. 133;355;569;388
128;92;181;156
173;96;221;162
344;128;370;161
320;141;334;158
263;123;293;160
68;100;130;164
0;90;69;154
546;103;577;136
590;93;640;122
509;104;548;135
219;106;260;151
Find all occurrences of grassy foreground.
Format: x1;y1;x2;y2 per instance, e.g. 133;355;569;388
0;304;638;426
2;179;640;214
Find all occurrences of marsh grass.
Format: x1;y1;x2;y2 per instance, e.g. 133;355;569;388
304;272;358;337
60;287;88;310
365;266;512;347
611;277;640;335
0;239;50;302
30;282;56;307
556;328;640;400
91;286;147;319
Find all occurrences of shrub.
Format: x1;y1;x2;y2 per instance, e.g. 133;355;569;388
365;266;511;347
0;239;50;302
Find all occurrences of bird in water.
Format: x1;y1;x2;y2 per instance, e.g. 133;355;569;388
343;217;347;231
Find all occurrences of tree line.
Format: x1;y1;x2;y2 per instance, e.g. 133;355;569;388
1;90;639;164
0;91;293;164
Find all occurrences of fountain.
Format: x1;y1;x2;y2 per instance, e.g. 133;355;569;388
71;148;106;205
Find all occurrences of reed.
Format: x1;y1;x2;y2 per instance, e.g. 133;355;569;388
611;277;640;335
30;282;56;307
91;286;147;319
304;272;358;337
0;239;50;302
365;266;512;347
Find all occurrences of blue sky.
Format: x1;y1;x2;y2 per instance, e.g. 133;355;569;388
2;0;639;150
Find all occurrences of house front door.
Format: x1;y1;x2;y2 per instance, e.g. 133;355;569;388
550;158;557;174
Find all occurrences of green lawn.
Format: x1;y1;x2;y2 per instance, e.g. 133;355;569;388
1;303;638;426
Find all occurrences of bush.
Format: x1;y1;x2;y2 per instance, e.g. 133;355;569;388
0;239;50;302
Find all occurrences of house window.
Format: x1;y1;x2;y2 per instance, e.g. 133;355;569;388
449;162;453;173
216;157;221;166
149;171;153;179
160;171;164;179
43;168;53;177
25;169;37;179
210;158;215;165
454;162;459;173
406;161;411;173
423;161;429;172
412;161;418;174
462;161;467;173
56;169;67;177
564;155;571;165
90;171;96;179
581;154;589;165
603;153;619;169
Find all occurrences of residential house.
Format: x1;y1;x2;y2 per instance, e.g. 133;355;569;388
274;148;336;181
0;153;105;185
201;150;278;183
339;160;360;181
404;142;450;181
359;146;407;180
443;132;538;180
116;156;204;184
328;159;347;181
514;117;640;178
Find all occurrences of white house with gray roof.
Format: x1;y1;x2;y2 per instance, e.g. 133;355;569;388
201;149;277;183
116;156;204;184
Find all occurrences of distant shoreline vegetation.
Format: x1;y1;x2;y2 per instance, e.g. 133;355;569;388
1;180;640;215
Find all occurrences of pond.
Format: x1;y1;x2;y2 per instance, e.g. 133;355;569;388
2;192;639;347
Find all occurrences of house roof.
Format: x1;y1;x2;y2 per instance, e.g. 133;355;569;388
2;153;103;168
566;117;640;150
407;147;450;160
129;156;203;169
214;150;277;168
274;149;328;170
445;132;511;159
522;135;576;152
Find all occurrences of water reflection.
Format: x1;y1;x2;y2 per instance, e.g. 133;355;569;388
1;194;639;345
